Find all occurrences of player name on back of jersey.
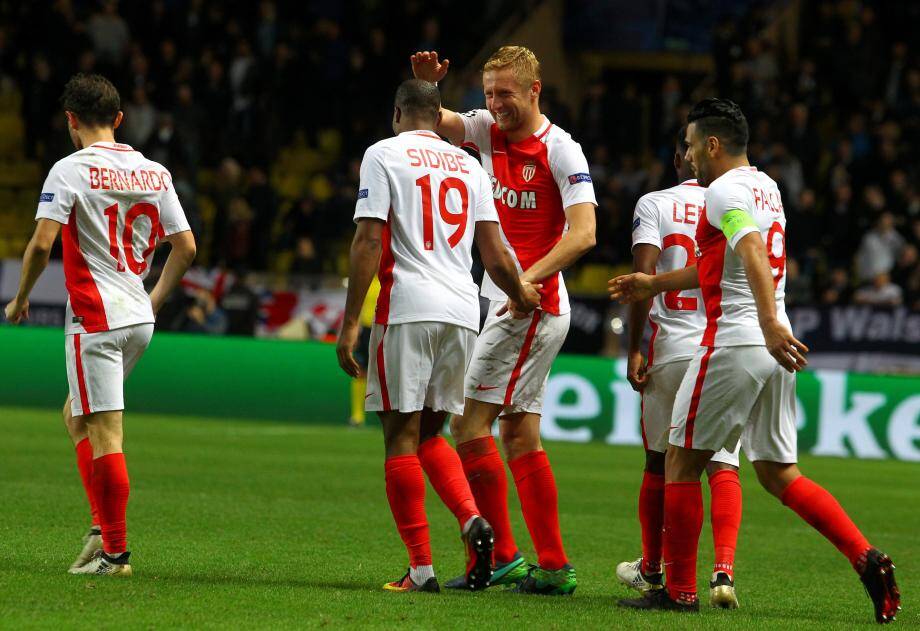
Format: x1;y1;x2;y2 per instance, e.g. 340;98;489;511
752;186;784;214
406;147;471;173
88;167;172;192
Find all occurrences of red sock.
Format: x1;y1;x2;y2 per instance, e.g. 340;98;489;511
418;436;479;530
709;469;742;577
75;438;100;526
384;455;431;568
781;476;870;571
91;453;130;555
638;471;665;575
457;436;517;564
509;450;568;570
663;481;703;603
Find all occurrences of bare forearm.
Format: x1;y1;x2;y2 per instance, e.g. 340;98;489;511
15;240;51;300
437;108;464;146
150;246;195;310
739;244;779;325
522;229;595;283
650;266;699;293
627;299;652;353
343;239;381;326
484;248;526;304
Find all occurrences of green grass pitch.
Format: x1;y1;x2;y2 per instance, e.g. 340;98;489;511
0;406;914;629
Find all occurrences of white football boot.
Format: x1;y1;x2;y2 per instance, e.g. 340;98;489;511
616;557;664;593
70;549;132;577
68;528;103;574
709;571;739;609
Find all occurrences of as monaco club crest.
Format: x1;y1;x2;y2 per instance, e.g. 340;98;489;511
522;162;536;182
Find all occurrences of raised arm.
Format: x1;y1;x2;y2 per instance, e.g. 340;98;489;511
734;231;808;372
410;51;465;145
4;218;61;323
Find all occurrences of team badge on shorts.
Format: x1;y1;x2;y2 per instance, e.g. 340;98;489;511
522;162;536;182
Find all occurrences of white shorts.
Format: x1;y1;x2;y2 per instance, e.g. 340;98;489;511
366;322;476;416
642;360;739;466
669;345;798;463
464;301;569;415
65;323;154;417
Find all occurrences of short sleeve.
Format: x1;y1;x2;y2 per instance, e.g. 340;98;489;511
473;165;499;224
631;195;662;250
35;162;77;224
354;144;391;222
548;139;598;210
704;179;757;250
459;109;494;154
159;173;191;235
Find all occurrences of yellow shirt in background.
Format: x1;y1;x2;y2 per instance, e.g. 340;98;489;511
359;277;380;328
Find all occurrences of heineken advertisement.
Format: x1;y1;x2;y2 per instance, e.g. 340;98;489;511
0;327;917;462
545;355;920;462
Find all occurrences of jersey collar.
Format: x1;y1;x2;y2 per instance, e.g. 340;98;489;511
90;141;135;151
680;179;700;187
400;130;442;140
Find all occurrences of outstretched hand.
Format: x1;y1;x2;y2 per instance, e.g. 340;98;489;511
608;273;655;304
410;51;450;83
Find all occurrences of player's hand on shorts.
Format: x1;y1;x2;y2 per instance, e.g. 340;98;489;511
336;323;362;378
499;282;542;318
608;273;655;304
4;297;29;324
627;350;649;392
410;51;450;82
762;318;809;373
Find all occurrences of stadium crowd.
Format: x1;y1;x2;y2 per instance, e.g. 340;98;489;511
1;0;918;310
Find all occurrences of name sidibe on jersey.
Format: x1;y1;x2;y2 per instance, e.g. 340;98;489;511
88;167;172;192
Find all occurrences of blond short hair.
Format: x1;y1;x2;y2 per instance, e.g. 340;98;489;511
482;46;541;88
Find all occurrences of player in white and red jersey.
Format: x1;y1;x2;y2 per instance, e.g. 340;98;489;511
411;47;597;595
614;128;743;609
611;99;899;622
336;80;541;593
4;74;196;577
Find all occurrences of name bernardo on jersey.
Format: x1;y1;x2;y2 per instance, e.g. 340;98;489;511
87;167;173;192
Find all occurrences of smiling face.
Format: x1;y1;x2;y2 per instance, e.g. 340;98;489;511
483;67;539;134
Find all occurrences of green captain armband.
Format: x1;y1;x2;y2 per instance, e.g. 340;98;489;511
720;209;757;242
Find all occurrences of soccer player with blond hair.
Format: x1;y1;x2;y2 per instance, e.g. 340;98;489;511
411;46;597;595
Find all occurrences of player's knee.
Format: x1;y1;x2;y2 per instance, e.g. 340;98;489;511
752;461;799;499
645;450;666;475
448;414;466;440
706;461;738;477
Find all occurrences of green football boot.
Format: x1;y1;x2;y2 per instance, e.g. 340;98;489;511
514;564;577;596
445;552;530;590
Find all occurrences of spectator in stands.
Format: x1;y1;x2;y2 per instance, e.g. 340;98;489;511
856;212;906;282
87;0;130;68
820;267;853;306
121;87;156;148
184;289;229;335
854;273;904;307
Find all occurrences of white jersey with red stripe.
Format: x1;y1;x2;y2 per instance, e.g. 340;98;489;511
631;179;707;365
35;141;190;335
354;130;499;332
459;110;597;315
697;166;790;347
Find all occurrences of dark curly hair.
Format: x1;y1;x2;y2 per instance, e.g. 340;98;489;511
687;98;749;155
60;73;121;128
394;78;440;123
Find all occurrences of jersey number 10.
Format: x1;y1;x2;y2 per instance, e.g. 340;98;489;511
104;202;162;274
415;175;468;251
